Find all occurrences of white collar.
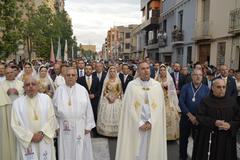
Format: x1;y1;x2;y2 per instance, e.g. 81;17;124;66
86;75;92;79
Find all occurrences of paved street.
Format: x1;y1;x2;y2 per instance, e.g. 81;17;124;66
92;138;180;160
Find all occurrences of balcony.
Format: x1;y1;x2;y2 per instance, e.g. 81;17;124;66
229;8;240;34
193;21;212;41
145;38;159;50
158;32;167;47
140;10;160;30
172;29;184;46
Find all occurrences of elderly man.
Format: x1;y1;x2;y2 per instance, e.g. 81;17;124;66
53;67;95;160
0;67;24;160
192;79;240;160
11;77;58;160
0;63;6;82
116;62;167;160
49;63;61;81
179;69;209;160
215;64;237;97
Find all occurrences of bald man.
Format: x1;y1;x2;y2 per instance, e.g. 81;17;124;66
11;77;58;160
192;79;240;160
215;65;237;97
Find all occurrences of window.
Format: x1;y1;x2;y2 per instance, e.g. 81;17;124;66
148;31;154;41
217;42;226;66
178;10;183;31
125;33;131;39
125;43;130;49
149;9;152;19
187;46;192;63
163;19;167;32
177;47;184;65
203;0;210;21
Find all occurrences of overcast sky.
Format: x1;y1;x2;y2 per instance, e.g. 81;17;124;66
65;0;141;51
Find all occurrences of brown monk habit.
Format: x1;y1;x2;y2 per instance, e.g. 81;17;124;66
192;95;240;160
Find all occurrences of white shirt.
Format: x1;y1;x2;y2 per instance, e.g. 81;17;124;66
0;76;6;82
123;74;128;83
54;75;65;88
97;72;102;81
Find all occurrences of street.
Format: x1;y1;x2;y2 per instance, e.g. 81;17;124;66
92;138;180;160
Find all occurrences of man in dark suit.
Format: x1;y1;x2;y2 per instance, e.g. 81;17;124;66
170;62;186;96
92;62;107;94
76;59;85;78
49;63;61;81
77;64;100;137
215;64;237;97
119;64;133;94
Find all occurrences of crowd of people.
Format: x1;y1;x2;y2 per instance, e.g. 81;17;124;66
0;57;240;160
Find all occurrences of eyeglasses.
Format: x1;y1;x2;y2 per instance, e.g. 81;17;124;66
25;82;37;87
216;86;226;89
67;74;76;77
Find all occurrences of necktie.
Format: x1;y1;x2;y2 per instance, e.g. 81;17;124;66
80;70;83;77
224;77;227;85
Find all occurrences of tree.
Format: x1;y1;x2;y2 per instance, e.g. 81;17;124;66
0;0;25;60
24;4;78;60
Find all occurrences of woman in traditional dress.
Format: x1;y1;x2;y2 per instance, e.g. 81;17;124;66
36;65;55;98
17;62;36;82
155;64;180;140
97;65;123;137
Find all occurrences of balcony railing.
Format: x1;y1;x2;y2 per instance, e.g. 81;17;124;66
229;8;240;34
172;29;184;45
158;32;167;47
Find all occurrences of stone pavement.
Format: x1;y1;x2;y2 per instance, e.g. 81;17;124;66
91;138;180;160
91;137;240;160
187;138;240;160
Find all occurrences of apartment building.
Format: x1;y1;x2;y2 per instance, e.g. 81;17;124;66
159;0;196;65
140;0;161;61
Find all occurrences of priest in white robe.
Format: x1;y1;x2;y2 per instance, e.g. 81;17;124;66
53;67;95;160
11;77;58;160
0;67;24;160
115;62;167;160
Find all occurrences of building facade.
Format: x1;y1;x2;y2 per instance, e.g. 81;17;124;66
140;0;161;61
103;25;138;60
117;25;138;59
131;24;145;59
159;0;196;65
194;0;239;70
159;0;239;69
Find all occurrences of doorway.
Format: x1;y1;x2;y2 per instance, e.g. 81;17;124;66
199;44;210;64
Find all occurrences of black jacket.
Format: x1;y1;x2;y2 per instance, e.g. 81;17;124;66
92;71;107;93
77;75;100;108
119;73;133;94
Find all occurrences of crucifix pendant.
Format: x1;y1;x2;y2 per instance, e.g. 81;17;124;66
192;97;196;102
68;99;71;106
